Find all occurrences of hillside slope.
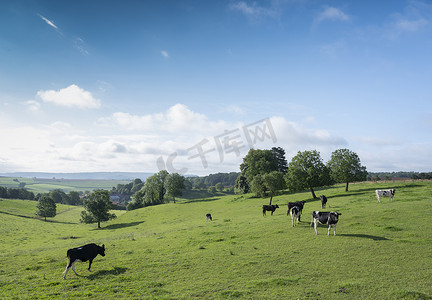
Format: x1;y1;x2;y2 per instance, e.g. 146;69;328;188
1;181;431;299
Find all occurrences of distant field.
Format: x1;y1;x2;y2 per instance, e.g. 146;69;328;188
0;177;131;193
0;180;431;299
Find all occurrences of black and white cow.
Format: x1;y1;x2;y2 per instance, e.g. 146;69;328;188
376;189;396;203
63;243;105;279
206;213;212;221
320;195;327;208
289;206;300;227
287;201;306;221
262;204;279;216
311;211;341;236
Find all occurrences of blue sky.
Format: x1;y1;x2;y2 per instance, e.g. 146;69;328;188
0;0;431;175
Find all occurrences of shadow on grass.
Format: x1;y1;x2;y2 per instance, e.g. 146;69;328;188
179;197;221;204
339;233;391;241
98;221;144;230
0;211;77;224
79;266;127;280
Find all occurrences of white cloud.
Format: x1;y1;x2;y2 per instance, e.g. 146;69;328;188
37;84;101;109
315;6;350;24
25;100;41;112
229;1;278;19
107;104;227;134
4;102;432;174
38;14;58;30
385;1;432;38
161;50;169;58
270;116;347;147
74;38;89;55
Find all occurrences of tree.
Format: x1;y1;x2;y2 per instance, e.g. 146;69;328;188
263;171;286;204
327;148;367;191
208;186;217;194
135;170;169;206
285;150;332;199
271;147;288;174
36;196;56;221
164;173;186;203
250;174;266;198
67;191;82;205
235;174;249;194
127;188;145;211
215;182;224;192
239;149;278;184
81;190;116;228
50;189;69;204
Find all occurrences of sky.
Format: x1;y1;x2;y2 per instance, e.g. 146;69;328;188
0;0;431;176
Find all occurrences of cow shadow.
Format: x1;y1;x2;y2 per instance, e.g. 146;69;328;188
98;221;144;230
180;197;220;204
339;233;390;241
86;266;127;280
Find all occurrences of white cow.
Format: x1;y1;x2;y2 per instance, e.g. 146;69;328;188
375;189;396;203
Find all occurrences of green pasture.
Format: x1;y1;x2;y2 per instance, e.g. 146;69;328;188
0;177;129;193
0;181;431;299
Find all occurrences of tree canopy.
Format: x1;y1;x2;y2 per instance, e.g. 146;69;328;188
239;149;278;184
81;190;116;228
327;148;367;191
164;173;186;203
36;195;56;221
285;150;332;199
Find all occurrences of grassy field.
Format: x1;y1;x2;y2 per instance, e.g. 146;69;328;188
0;181;431;299
0;177;130;194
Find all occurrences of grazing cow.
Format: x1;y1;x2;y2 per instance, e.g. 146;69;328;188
63;243;105;279
311;211;341;236
376;189;396;203
262;204;279;216
287;201;306;221
320;195;328;209
206;213;212;221
289;206;300;227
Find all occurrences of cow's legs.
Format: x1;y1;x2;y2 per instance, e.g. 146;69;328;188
314;220;318;235
63;258;70;279
72;262;78;275
88;259;93;271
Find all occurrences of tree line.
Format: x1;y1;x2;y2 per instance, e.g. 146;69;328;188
0;186;35;200
236;147;368;200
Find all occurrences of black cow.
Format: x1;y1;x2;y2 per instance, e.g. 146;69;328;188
262;204;279;216
289;206;300;227
320;195;328;208
63;243;105;279
206;213;212;221
287;201;306;221
311;211;341;236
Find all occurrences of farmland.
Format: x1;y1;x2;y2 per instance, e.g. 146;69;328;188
0;177;130;194
1;180;431;299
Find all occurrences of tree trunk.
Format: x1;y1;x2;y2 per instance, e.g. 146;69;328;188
310;187;317;199
98;221;101;229
269;193;273;205
345;182;349;192
44;216;47;221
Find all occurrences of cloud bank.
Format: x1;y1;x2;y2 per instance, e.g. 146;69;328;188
37;84;101;109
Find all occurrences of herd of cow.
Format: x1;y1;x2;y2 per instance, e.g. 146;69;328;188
62;188;396;279
262;195;341;236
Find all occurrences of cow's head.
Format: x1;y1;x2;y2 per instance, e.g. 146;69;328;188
275;204;279;208
99;244;105;257
330;212;341;223
391;189;396;196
